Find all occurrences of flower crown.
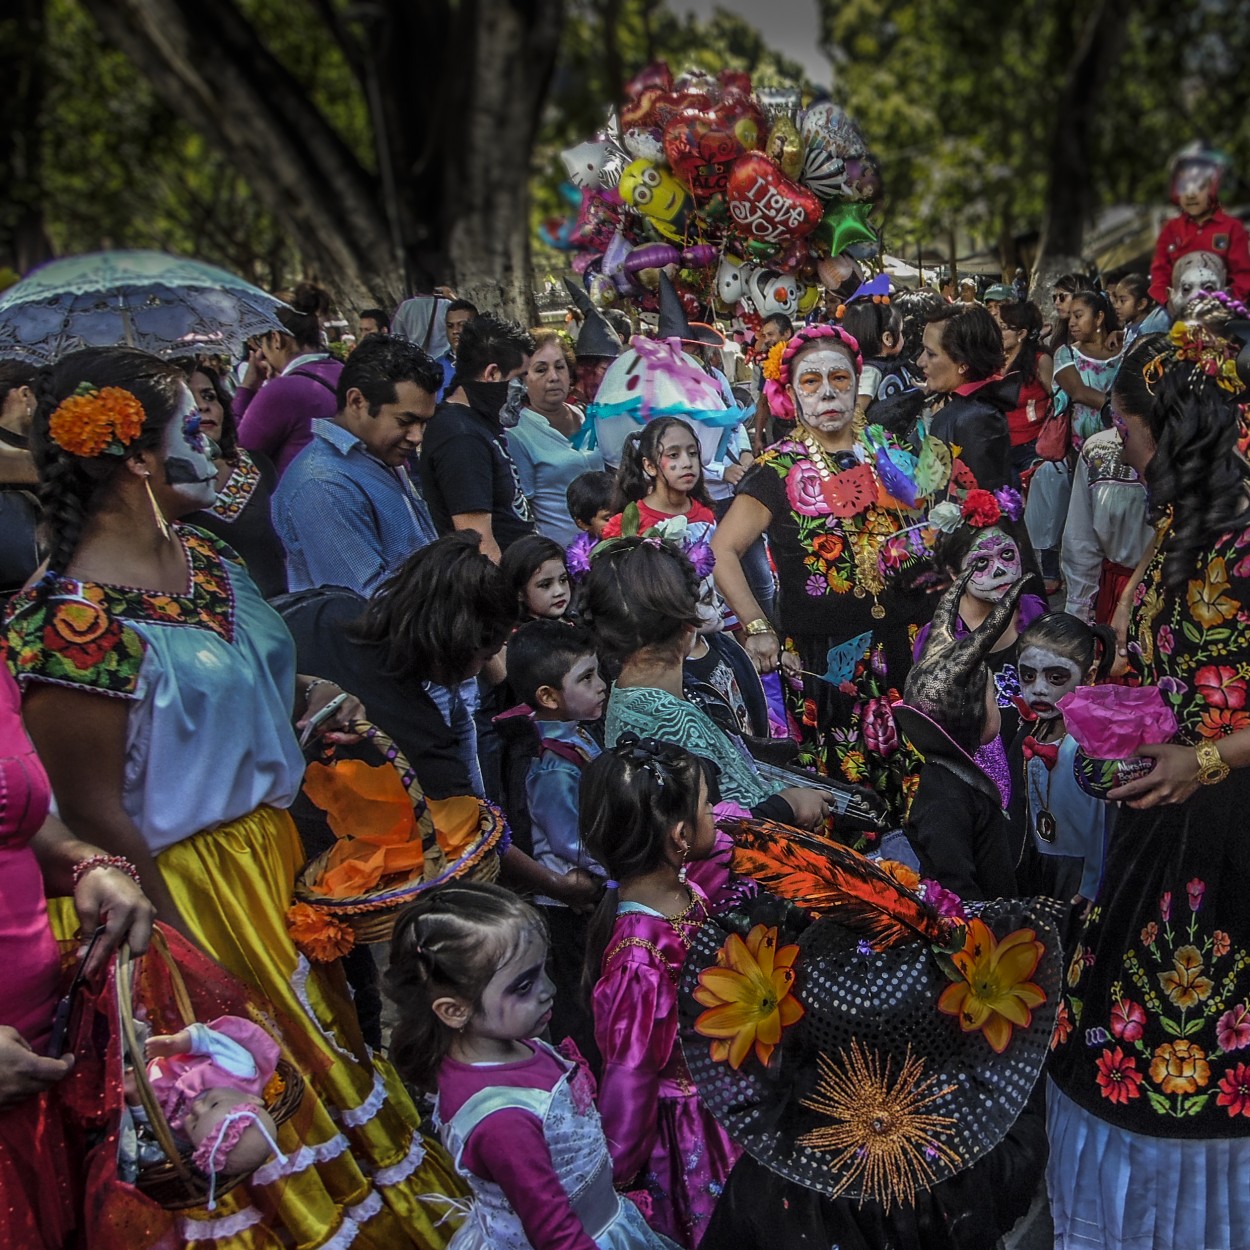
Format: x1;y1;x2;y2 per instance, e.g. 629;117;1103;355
928;486;1023;535
1144;321;1246;396
763;324;864;422
567;511;715;581
48;382;146;458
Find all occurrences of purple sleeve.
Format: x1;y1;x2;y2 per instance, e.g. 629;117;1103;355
462;1108;600;1250
592;950;674;1183
232;384;256;422
235;379;298;463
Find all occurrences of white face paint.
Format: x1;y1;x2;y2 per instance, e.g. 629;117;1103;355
1018;644;1082;722
161;394;218;507
1168;253;1226;317
790;346;857;434
694;575;724;635
962;528;1021;604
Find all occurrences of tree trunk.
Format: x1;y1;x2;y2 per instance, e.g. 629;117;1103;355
443;0;564;323
1030;0;1134;294
76;0;562;320
0;0;52;275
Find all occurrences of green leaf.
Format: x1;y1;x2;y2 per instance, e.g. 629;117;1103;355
1146;1090;1172;1115
1181;621;1202;646
1182;1016;1205;1036
1183;1094;1210;1116
1159;1015;1181;1036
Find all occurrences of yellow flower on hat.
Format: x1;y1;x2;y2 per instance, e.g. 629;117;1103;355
936;918;1046;1054
694;923;804;1069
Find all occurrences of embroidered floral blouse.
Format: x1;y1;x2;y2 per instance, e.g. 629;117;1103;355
736;438;925;639
4;526;304;853
1048;521;1250;1137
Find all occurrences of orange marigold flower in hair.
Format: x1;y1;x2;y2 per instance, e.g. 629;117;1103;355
761;340;787;382
48;385;146;458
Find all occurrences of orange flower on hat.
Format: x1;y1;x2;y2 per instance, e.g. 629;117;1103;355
48;384;146;458
285;902;355;962
937;918;1046;1054
694;923;804;1069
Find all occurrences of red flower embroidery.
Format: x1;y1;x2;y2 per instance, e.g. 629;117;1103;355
1218;1063;1250;1117
1110;999;1146;1043
1160;892;1172;923
1140;922;1158;947
1095;1047;1143;1104
1214;931;1231;958
1051;1000;1072;1050
1194;664;1247;710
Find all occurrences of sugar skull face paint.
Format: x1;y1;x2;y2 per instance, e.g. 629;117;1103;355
162;393;218;507
1018;645;1082;722
962;528;1021;604
790;345;857;435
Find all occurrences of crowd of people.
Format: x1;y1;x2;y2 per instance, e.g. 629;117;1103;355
2;143;1250;1250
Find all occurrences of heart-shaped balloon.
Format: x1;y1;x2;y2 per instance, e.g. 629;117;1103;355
726;152;823;247
663;101;763;200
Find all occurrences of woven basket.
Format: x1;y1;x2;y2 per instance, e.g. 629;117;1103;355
293;720;506;946
116;931;304;1211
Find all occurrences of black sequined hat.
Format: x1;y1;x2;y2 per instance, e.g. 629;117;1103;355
896;571;1029;757
678;880;1062;1209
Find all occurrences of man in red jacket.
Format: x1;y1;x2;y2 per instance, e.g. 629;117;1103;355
1149;144;1250;305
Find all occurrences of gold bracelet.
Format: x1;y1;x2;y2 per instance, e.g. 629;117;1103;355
743;618;776;637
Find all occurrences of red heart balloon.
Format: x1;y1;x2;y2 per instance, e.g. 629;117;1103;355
664;101;764;201
726;152;823;246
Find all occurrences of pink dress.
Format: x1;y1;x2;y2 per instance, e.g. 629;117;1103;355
147;1015;281;1131
0;660;77;1250
592;841;743;1248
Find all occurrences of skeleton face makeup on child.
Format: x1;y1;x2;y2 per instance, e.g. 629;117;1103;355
963;528;1021;604
162;395;219;507
790;346;857;435
695;575;724;635
1018;644;1083;722
1168;252;1226;318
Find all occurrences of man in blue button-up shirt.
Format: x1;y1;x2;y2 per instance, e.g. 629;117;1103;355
273;334;441;596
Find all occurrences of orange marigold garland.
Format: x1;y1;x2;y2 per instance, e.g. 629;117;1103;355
48;382;146;458
285;901;356;962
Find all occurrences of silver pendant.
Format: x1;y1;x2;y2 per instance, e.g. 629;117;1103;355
1036;809;1057;843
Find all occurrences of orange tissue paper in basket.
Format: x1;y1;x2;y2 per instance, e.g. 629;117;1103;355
303;759;482;897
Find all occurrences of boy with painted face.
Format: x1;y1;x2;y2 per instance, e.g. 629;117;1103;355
1149;145;1250;306
1010;612;1117;908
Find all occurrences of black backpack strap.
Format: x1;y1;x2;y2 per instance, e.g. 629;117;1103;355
289;368;338;395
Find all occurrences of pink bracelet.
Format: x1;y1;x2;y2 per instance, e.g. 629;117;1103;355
72;854;141;889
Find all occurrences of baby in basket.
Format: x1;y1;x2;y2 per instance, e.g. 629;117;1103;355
125;1014;285;1201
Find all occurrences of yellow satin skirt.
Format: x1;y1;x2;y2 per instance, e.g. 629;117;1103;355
83;804;464;1249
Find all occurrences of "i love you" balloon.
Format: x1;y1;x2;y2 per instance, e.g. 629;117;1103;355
726;153;822;246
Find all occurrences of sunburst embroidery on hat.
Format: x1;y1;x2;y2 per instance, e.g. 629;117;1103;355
796;1040;960;1209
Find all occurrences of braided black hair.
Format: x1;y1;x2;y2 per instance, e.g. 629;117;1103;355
1113;333;1250;591
32;348;185;594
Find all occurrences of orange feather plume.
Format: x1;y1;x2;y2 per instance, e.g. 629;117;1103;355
729;819;949;950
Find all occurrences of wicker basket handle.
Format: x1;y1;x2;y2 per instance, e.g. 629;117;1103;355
115;941;193;1182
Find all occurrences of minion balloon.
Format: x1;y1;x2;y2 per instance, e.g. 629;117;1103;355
619;158;691;243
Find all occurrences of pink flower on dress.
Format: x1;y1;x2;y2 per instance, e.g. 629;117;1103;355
861;697;900;757
1160;891;1172;923
785;460;830;517
1217;1004;1250;1052
1186;879;1206;912
1110;998;1146;1043
1157;625;1175;656
1218;1064;1250;1118
919;879;967;920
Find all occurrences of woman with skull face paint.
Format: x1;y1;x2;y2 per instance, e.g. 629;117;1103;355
1008;612;1117;908
4;348;466;1248
1045;330;1250;1250
912;503;1049;805
713;326;931;829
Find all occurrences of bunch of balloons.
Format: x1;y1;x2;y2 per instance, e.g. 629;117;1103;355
555;63;882;324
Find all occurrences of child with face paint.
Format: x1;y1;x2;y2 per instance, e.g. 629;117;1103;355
601;417;716;540
1010;613;1117;908
894;572;1031;901
913;511;1048;803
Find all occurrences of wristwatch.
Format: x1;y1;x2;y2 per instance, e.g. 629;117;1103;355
1195;739;1231;786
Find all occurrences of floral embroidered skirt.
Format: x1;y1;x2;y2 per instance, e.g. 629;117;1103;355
783;625;920;840
1048;769;1250;1152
